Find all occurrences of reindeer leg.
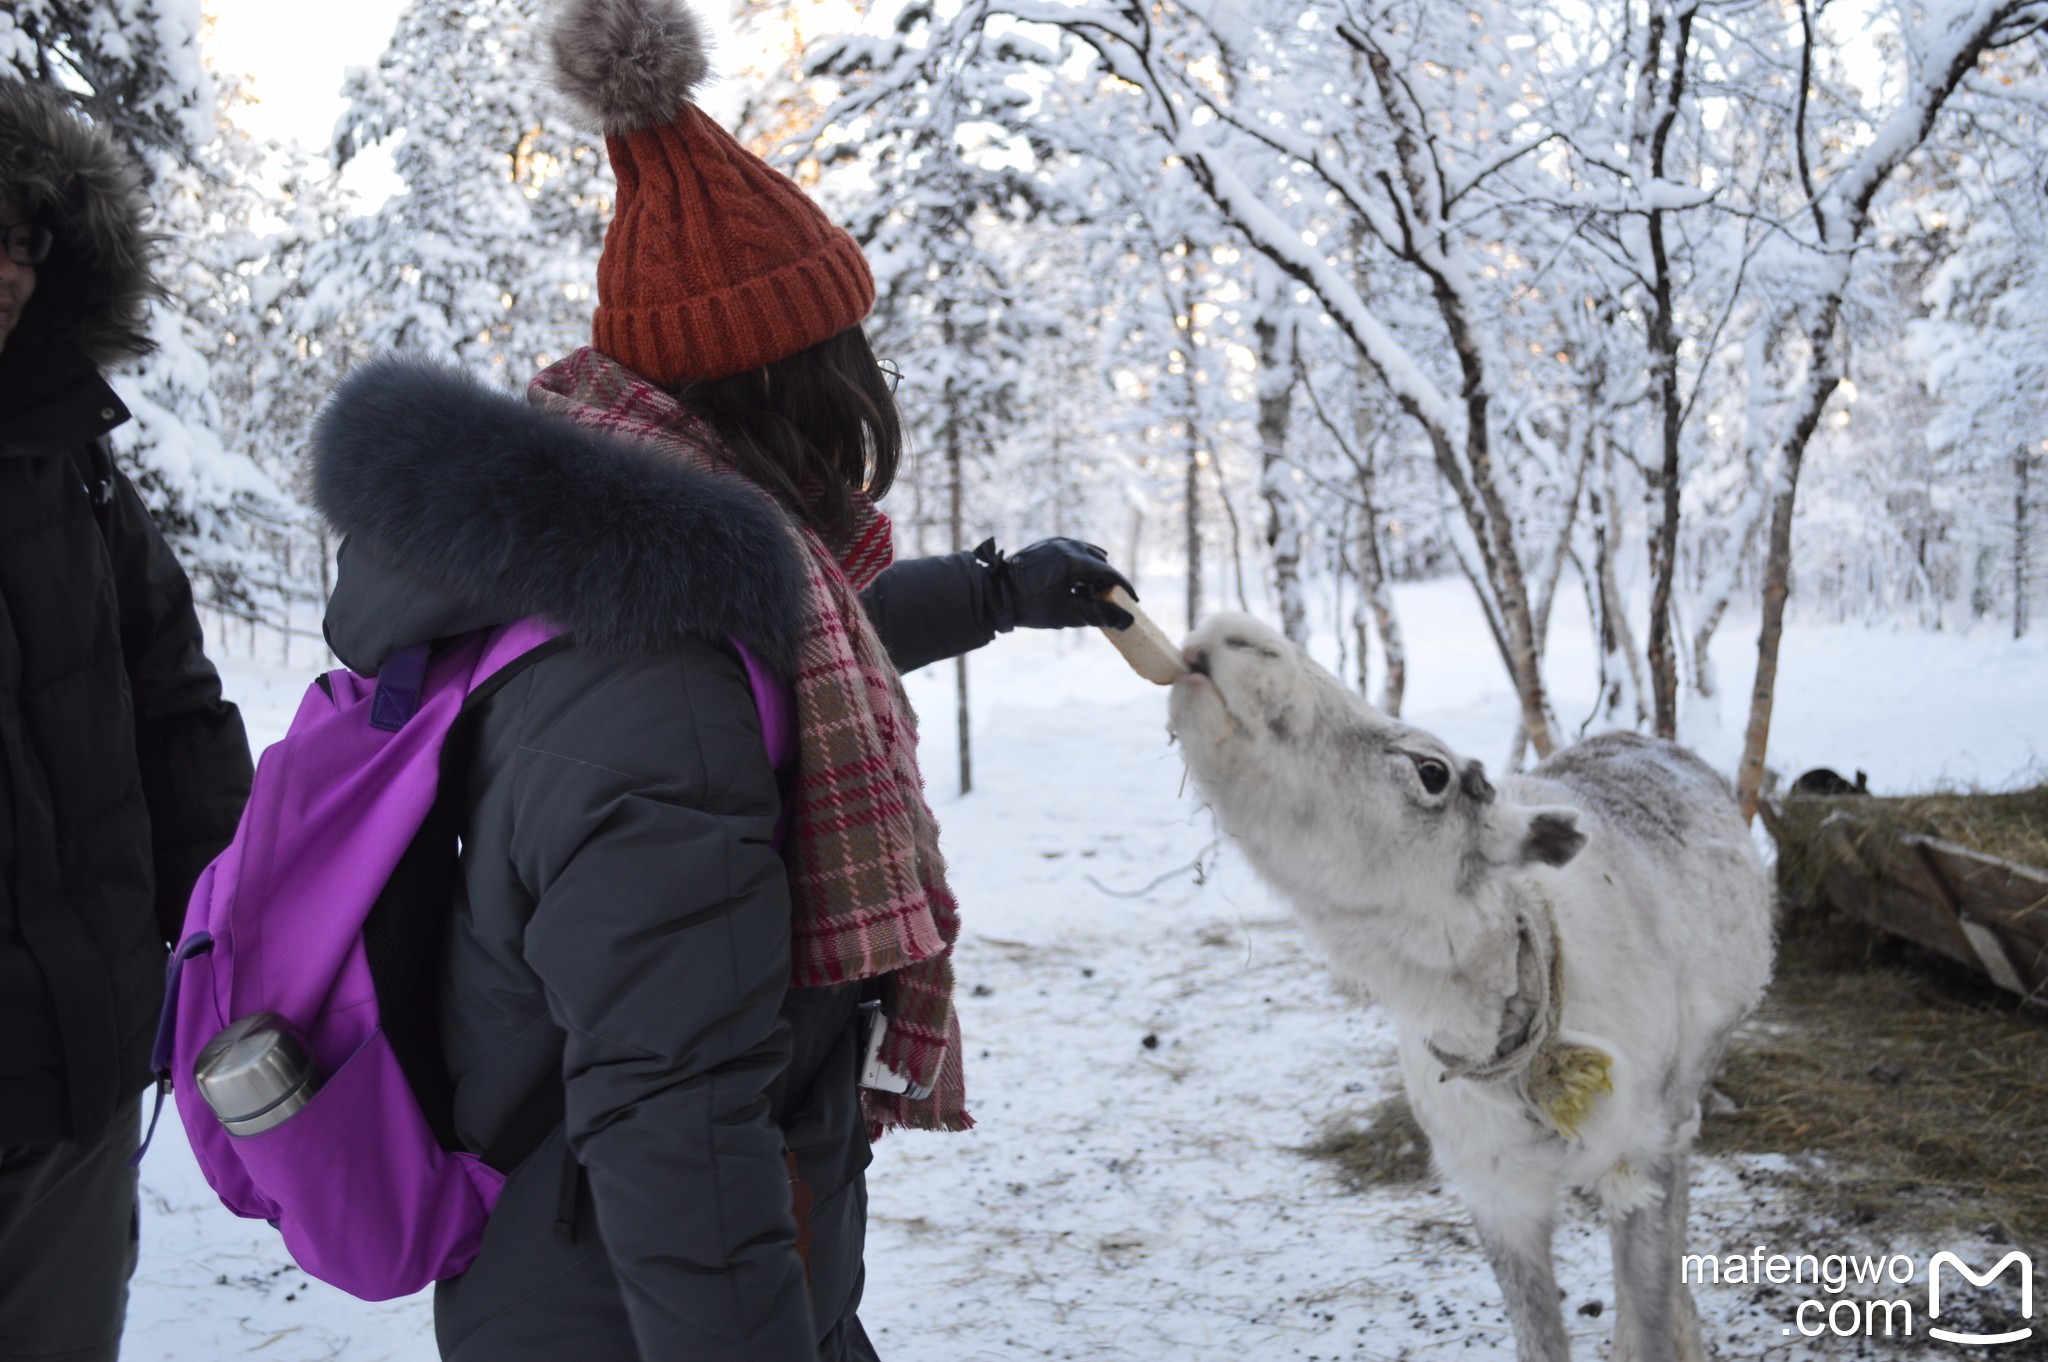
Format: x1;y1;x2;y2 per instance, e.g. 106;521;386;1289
1606;1154;1707;1362
1468;1198;1571;1362
1664;1155;1708;1362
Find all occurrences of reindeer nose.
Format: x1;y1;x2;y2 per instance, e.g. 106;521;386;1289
1184;646;1211;676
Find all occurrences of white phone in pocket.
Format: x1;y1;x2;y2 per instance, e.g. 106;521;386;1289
857;1002;932;1099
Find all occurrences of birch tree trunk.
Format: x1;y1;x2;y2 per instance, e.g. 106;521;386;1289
944;307;971;796
1688;331;1776;701
1638;4;1696;740
1592;436;1648;728
1347;382;1405;715
1175;260;1204;632
1184;407;1202;633
1256;312;1308;644
1353;38;1557;755
1735;0;2032;819
2018;443;2033;640
1354;467;1406;717
1533;431;1595;650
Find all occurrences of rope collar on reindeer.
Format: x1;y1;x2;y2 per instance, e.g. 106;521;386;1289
1426;887;1614;1140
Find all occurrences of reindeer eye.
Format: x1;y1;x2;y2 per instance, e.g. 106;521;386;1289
1412;757;1451;795
1222;635;1283;660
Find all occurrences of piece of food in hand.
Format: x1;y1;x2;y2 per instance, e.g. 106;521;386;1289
1097;587;1187;685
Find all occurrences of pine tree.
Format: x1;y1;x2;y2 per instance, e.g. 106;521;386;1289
323;0;612;387
4;0;286;611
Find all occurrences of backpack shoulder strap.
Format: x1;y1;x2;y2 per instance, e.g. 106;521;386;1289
465;628;569;712
729;638;797;774
369;623;570;1154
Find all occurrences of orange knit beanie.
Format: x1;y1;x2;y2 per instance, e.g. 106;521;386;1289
548;0;874;386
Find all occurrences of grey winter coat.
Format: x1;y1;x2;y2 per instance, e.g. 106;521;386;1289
311;358;998;1362
0;77;253;1147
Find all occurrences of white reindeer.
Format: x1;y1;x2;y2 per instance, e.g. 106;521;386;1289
1168;613;1773;1362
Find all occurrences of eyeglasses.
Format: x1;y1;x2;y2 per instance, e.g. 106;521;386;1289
3;224;52;267
878;358;901;394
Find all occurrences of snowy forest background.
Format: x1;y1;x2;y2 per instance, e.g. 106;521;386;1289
7;0;2046;799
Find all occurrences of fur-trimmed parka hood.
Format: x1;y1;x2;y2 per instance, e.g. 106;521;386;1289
0;77;159;367
311;354;805;676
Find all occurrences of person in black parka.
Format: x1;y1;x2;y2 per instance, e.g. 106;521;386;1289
0;77;254;1362
302;2;1136;1359
312;358;1127;1362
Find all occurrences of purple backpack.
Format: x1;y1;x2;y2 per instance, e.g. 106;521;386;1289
146;619;794;1301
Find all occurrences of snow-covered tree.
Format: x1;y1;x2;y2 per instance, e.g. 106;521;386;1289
4;0;288;611
320;0;613;386
1899;38;2048;635
783;0;2048;785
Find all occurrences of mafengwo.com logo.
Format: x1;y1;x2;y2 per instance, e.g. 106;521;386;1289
1683;1245;2033;1345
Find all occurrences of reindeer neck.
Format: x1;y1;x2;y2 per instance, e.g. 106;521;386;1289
1321;879;1533;1061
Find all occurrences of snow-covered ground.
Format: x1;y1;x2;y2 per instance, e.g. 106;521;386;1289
127;580;2048;1360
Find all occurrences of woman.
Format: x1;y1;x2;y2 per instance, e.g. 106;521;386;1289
306;1;1133;1358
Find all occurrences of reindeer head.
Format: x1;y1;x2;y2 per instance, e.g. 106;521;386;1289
1168;613;1585;925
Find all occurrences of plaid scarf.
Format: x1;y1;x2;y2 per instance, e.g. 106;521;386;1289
529;347;969;1134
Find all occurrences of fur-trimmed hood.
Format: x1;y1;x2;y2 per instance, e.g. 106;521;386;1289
0;77;159;367
310;355;804;675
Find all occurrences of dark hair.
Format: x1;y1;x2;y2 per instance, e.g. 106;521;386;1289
680;325;901;541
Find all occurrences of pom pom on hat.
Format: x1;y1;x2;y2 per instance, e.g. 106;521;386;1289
550;0;713;134
548;0;876;384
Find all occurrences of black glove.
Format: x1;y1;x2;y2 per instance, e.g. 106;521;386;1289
977;537;1139;631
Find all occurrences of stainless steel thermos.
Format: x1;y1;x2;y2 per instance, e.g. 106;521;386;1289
193;1012;324;1136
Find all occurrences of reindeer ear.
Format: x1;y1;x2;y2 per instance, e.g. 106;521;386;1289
1520;808;1585;867
1481;803;1587;869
